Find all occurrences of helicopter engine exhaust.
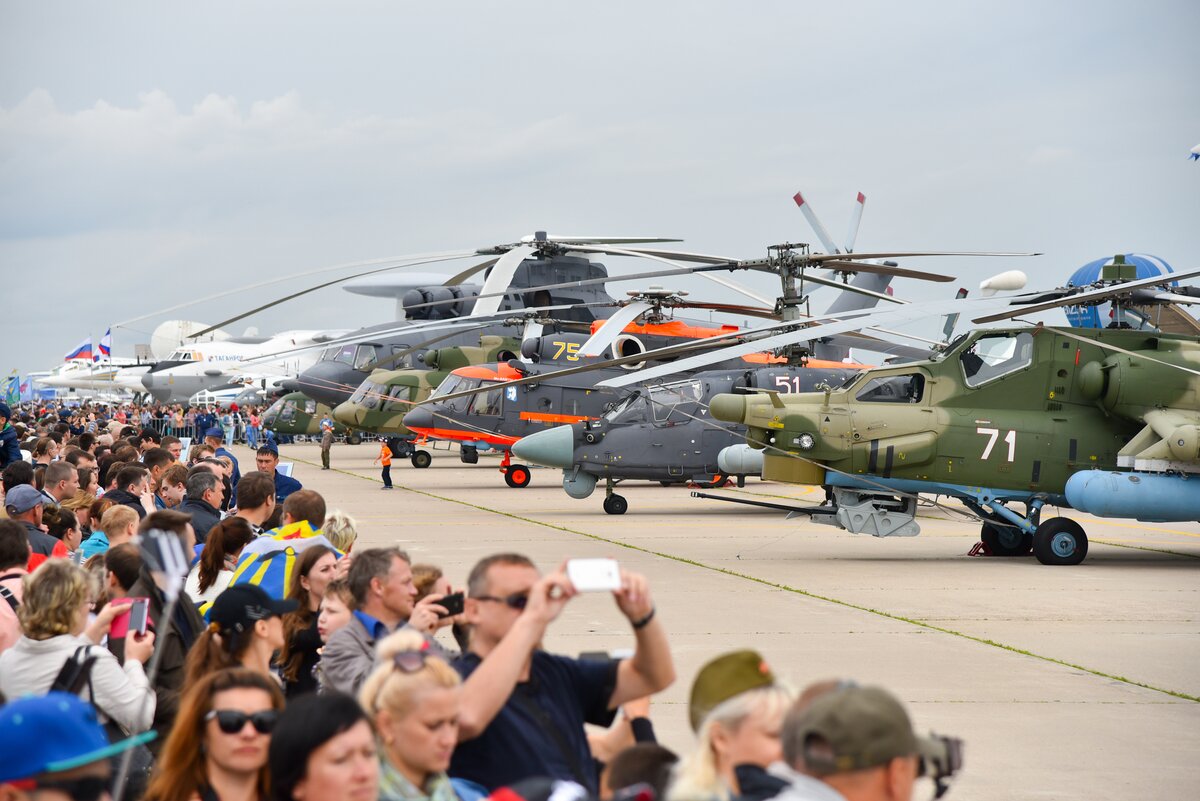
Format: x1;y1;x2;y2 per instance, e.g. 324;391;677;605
613;335;645;370
1065;471;1200;522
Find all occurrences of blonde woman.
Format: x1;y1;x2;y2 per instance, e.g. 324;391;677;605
323;509;359;554
0;559;157;734
667;650;795;801
359;630;463;801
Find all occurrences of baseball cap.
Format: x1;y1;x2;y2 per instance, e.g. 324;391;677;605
0;692;156;782
688;649;776;732
209;584;298;635
204;426;225;439
4;484;46;515
787;685;940;775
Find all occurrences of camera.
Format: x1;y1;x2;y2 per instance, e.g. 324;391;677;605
918;734;964;799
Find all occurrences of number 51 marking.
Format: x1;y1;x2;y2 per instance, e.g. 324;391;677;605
977;427;1016;462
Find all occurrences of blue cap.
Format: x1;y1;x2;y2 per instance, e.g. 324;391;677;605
0;692;156;782
4;484;45;515
204;426;225;438
0;402;11;419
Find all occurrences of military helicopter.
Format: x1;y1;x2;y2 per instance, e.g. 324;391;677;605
330;334;524;467
510;364;862;513
261;391;361;444
589;258;1200;565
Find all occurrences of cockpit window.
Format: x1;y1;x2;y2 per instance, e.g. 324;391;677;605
854;374;925;403
322;345;357;366
383;385;411;412
354;345;378;371
648;380;703;424
303;400;317;415
604;392;647;423
431;374;464;399
280;400;297;422
469;383;503;416
960;332;1034;387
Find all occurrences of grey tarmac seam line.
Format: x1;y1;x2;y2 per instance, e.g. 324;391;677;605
301;458;1200;704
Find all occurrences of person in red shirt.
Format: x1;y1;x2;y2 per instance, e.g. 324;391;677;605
373;439;393;490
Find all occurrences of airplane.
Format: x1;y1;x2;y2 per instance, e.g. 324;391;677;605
592;258;1200;565
140;329;350;404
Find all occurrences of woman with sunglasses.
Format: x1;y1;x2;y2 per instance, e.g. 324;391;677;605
269;692;380;801
359;630;464;801
143;667;284;801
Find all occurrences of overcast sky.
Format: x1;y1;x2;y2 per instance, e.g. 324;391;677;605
2;1;1198;377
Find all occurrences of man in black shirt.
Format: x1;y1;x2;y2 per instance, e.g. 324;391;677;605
450;554;675;793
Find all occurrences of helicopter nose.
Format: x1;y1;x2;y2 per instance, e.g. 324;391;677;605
331;400;360;426
512;425;576;469
402;406;435;433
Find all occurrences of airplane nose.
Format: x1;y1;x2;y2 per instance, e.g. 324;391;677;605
511;425;576;469
402;406;435;432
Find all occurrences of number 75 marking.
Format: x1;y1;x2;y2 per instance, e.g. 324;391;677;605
976;427;1016;462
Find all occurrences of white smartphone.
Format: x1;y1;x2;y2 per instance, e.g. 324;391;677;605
567;558;622;592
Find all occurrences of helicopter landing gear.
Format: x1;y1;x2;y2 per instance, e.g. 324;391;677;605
460;445;479;464
499;452;531;488
603;495;628;515
504;464;531;488
980;522;1033;557
410;450;432;469
602;477;627;515
1033;518;1088;566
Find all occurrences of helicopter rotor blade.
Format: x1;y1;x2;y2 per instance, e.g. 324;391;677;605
470;245;537;318
793;191;841;254
445;257;499;286
807;250;1040;262
817;260;956;283
799;271;906;305
971;266;1200;324
186;251;476;339
578;301;655;357
518;235;684;245
693;272;775;306
113;250;475;332
844;192;866;254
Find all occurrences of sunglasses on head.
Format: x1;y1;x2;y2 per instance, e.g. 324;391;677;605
474;592;529;610
206;709;278;735
391;649;430;673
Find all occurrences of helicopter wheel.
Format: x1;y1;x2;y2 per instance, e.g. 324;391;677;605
980;522;1033;557
1033;518;1089;566
347;433;362;446
504;465;531;488
460;446;479;464
603;494;628;515
410;450;432;469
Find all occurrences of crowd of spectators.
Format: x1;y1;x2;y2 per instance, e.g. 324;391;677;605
0;399;962;801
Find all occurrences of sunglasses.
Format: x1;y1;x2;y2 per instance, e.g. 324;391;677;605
391;649;430;673
28;776;110;801
206;709;279;735
474;592;529;611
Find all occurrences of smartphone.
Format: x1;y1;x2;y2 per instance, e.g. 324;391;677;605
128;598;149;636
567;558;622;592
109;597;149;638
437;591;465;618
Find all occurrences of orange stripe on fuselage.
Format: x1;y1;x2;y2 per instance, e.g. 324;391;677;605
738;353;873;369
405;426;520;448
518;411;597;425
590;319;741;340
450;364;524;381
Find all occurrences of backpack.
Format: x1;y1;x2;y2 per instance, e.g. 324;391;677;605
0;573;21;612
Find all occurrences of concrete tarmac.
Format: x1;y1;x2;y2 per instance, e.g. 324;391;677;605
256;441;1199;801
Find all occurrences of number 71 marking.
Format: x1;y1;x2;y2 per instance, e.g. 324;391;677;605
976;427;1016;462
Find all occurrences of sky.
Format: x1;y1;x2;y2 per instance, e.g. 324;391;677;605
2;1;1198;377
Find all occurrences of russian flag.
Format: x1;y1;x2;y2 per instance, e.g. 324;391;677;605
65;337;93;361
96;328;112;362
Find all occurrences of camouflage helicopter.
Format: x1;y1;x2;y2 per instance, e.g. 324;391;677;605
260;391;361;444
592;258;1200;565
330;334;524;467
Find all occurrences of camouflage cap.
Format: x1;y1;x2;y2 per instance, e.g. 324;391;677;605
789;685;938;775
688;649;776;732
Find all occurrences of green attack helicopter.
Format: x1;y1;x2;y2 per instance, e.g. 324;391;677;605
261;392;361;444
665;259;1200;566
